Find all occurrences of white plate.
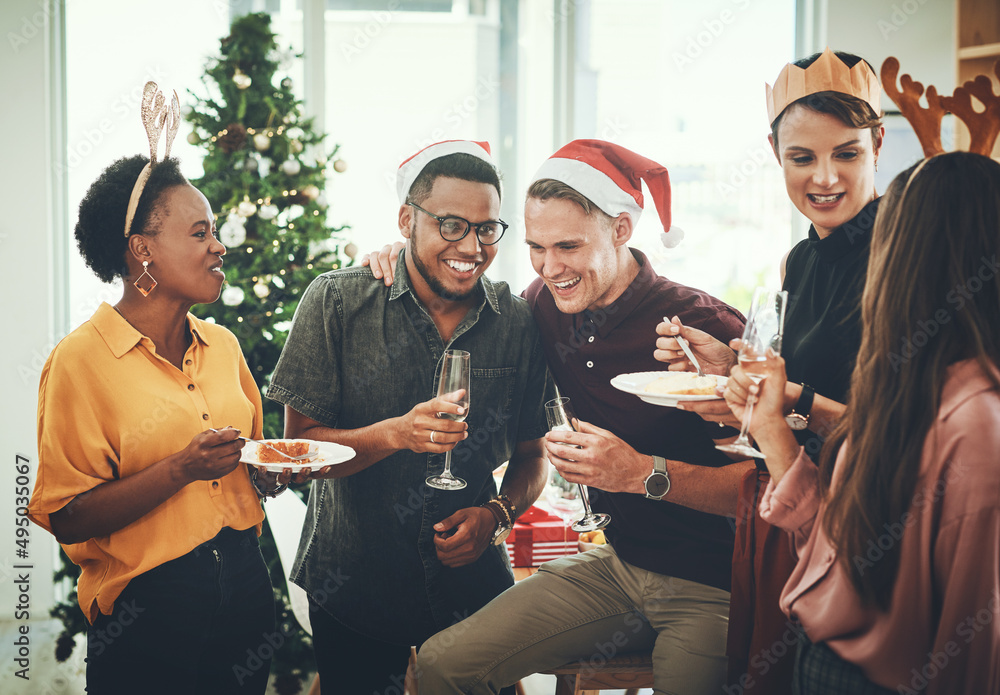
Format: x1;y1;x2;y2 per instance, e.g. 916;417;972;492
240;438;355;472
611;371;727;408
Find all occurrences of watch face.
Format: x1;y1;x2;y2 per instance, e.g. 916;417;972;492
493;526;511;546
645;473;669;498
785;413;808;431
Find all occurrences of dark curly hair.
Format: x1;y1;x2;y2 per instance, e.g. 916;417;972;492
75;155;188;282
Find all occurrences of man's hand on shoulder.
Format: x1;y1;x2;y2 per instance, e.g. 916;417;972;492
433;506;496;567
544;420;646;494
359;241;403;286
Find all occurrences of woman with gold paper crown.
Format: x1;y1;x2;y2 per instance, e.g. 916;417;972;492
655;48;884;693
724;113;1000;695
28;83;283;693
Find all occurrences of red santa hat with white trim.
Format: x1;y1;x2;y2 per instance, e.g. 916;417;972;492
396;139;496;204
530;139;684;248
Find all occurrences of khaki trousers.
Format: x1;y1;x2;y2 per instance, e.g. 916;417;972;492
416;544;730;695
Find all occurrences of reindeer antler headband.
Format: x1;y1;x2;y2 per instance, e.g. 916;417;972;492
881;57;1000;158
123;81;180;237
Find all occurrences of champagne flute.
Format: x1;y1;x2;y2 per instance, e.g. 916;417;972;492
426;349;470;490
716;288;788;459
544;397;611;532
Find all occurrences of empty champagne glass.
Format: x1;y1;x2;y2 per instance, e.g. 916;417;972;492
544;397;610;532
716;288;788;459
426;350;470;490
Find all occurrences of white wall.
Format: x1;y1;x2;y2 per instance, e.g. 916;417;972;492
0;0;62;690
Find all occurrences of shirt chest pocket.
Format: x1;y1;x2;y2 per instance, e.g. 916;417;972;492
451;367;518;472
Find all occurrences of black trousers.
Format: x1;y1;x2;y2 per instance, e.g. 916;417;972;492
309;598;518;695
86;527;275;695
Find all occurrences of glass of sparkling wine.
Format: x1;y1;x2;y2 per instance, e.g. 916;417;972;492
544;397;611;532
716;288;788;459
426;350;470;490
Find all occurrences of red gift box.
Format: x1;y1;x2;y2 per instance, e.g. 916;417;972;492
504;505;580;567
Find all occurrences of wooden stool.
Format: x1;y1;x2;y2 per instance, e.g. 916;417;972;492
542;652;654;695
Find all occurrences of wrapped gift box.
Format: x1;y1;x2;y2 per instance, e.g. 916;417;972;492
504;505;580;567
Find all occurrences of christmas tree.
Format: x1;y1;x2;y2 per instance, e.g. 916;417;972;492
186;11;352;439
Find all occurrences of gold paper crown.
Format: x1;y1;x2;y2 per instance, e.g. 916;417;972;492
766;47;882;125
123;81;180;237
881;57;1000;158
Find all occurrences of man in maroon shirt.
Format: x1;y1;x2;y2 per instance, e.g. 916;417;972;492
369;140;750;693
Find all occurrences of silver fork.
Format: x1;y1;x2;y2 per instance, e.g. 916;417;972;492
664;316;706;377
211;429;317;461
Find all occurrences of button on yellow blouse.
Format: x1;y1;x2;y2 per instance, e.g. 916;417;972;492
29;303;265;623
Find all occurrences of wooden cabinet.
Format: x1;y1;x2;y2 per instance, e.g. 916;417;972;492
956;0;1000;159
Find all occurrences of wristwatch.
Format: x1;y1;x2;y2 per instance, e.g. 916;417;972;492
483;499;513;546
785;383;814;431
644;456;671;500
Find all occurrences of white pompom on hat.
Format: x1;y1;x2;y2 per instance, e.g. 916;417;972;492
531;139;684;248
396;140;495;204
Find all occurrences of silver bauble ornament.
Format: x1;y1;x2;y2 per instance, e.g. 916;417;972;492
344;242;358;260
222;285;245;306
280;159;301;176
219;216;247;246
253;133;271;152
187;131;200;145
233;70;252;90
302;184;320;201
253;281;270;299
258;203;279;220
333;159;347;173
237;200;257;217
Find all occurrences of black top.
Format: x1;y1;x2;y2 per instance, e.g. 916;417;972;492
524;250;746;592
781;197;881;459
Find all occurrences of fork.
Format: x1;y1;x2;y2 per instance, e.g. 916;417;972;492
211;429;317;462
664;316;706;377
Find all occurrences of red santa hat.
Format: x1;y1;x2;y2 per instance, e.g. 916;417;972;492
531;139;684;248
396;139;495;204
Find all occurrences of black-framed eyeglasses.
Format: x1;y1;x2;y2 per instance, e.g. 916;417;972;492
408;202;508;246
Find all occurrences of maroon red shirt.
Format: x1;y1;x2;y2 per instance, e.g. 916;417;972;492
524;249;746;591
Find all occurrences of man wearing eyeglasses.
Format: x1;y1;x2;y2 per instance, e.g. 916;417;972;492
365;140;749;694
266;140;550;694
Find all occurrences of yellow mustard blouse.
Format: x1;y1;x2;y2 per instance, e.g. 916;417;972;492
29;302;265;623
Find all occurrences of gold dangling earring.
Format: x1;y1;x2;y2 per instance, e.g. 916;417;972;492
134;260;158;297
